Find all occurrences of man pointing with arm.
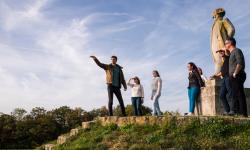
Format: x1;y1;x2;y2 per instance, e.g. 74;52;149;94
90;55;127;116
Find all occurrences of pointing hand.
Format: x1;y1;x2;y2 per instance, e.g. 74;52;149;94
90;56;97;59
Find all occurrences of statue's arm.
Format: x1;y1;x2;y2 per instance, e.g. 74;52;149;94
223;18;235;37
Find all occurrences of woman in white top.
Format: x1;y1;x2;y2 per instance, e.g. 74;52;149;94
151;70;162;116
127;76;144;116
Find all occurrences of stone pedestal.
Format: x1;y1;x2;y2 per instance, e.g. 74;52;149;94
195;79;250;116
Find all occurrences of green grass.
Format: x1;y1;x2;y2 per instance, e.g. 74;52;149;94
54;117;250;150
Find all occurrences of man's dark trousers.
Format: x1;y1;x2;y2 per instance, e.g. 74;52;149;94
107;85;126;116
220;76;232;113
230;72;248;117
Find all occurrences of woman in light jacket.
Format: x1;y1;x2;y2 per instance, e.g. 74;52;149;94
127;76;144;116
151;70;162;116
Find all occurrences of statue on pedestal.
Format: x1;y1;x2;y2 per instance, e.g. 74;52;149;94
211;8;235;74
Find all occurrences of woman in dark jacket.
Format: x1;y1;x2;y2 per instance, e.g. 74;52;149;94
187;62;204;116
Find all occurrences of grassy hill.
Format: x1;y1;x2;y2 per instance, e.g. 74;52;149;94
41;116;250;150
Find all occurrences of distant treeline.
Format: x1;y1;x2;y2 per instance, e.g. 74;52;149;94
0;105;152;149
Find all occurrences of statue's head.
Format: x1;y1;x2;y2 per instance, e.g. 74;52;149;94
212;8;225;20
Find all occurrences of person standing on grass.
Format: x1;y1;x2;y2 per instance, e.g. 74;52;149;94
90;55;127;116
127;77;144;116
151;70;162;116
224;37;248;117
187;62;205;116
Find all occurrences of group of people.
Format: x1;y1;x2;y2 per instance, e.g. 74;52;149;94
90;37;248;117
214;37;247;117
90;56;162;116
187;37;247;117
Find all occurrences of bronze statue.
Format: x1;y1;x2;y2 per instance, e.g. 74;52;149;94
211;8;235;74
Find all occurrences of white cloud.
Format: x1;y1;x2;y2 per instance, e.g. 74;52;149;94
0;0;50;31
0;2;109;113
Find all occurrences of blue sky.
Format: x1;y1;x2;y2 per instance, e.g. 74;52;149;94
0;0;250;114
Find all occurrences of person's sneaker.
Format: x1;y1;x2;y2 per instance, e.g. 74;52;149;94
187;112;194;116
222;111;229;116
184;112;193;116
228;111;235;116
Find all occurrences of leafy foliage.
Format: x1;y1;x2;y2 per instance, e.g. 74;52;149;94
0;104;152;149
0;106;91;149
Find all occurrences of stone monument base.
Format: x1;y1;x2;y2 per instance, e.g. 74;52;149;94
195;79;250;116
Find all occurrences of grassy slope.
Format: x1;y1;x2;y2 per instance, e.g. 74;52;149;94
53;117;250;150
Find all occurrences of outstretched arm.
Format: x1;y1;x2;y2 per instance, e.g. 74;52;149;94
90;56;108;70
210;72;222;79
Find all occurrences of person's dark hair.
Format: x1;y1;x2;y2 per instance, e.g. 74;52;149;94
111;55;118;61
153;70;160;77
133;76;140;84
188;62;199;73
198;67;203;75
226;37;236;46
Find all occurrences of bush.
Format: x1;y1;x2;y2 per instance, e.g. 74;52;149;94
0;106;92;149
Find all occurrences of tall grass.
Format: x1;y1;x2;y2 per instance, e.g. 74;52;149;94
54;117;250;150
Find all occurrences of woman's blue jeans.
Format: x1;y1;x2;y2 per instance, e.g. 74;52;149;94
188;87;200;113
131;97;142;116
152;91;161;116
